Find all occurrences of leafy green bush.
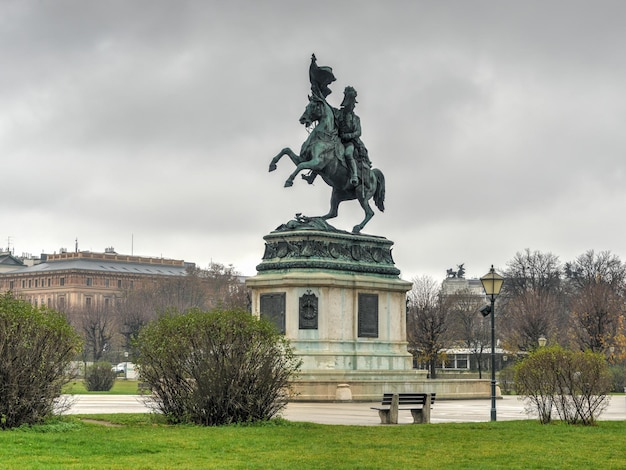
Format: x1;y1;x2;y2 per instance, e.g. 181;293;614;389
136;309;301;425
84;362;116;391
0;292;82;429
515;346;611;425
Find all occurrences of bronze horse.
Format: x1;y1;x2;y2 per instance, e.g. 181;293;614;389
269;94;385;234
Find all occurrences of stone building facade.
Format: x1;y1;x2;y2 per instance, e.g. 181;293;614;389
0;250;193;311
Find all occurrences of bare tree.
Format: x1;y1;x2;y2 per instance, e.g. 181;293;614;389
406;276;450;379
117;263;249;356
504;249;562;296
500;249;567;351
116;274;202;359
149;267;211;313
197;262;249;310
136;263;248;314
565;250;626;353
501;289;564;352
117;288;157;357
74;305;116;362
447;288;489;378
565;250;626;289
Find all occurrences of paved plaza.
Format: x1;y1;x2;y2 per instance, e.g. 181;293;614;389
65;395;626;425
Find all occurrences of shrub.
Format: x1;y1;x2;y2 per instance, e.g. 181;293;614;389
84;362;116;391
515;346;612;425
136;308;301;425
0;292;82;429
609;364;626;393
498;365;516;395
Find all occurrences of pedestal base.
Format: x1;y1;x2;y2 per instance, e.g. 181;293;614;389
246;227;494;401
289;372;495;401
246;229;418;400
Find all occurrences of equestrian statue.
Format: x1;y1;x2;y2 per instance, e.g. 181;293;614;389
269;54;386;234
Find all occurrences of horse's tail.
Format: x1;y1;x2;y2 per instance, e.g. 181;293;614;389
373;168;385;212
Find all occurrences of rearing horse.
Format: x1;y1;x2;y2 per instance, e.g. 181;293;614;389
269;94;385;234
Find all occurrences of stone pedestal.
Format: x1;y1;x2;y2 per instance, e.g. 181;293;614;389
247;269;413;371
246;226;430;400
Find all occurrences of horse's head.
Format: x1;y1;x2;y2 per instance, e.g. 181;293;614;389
299;95;325;128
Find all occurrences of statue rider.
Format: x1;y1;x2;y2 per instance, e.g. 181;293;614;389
304;55;372;186
334;86;371;186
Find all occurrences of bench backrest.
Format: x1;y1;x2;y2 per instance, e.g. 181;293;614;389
380;393;436;406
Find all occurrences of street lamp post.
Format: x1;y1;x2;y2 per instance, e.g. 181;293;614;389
124;351;129;380
480;265;504;422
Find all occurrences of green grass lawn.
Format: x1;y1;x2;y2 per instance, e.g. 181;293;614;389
0;415;624;469
62;379;143;395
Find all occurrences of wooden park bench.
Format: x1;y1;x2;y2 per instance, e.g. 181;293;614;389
371;392;436;424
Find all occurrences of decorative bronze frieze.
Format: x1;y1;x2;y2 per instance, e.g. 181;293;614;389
257;230;400;276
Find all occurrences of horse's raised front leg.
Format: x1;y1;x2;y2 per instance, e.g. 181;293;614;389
269;147;300;172
285;155;321;188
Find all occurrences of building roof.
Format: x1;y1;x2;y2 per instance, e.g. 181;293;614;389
0;252;26;273
1;251;189;276
0;252;24;267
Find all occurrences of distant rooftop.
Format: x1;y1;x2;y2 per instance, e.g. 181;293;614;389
2;251;192;276
44;251;185;266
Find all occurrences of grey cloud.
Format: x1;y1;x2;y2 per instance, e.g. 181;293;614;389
3;1;626;282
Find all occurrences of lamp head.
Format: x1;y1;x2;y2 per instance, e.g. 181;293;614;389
480;265;504;298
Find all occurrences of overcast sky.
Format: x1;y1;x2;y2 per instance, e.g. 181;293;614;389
2;1;626;282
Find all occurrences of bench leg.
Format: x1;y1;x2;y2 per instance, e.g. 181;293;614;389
389;394;399;424
423;395;431;423
377;394;400;424
410;409;426;424
410;396;432;424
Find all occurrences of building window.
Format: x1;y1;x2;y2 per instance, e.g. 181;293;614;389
22;280;25;288
9;281;14;290
456;355;469;369
86;278;93;286
104;298;110;310
105;279;110;288
35;279;38;288
59;297;65;308
117;279;122;288
85;297;92;307
440;354;470;370
28;279;32;288
47;278;51;287
60;278;65;286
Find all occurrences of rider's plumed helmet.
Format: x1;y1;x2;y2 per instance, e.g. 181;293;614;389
341;86;358;107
